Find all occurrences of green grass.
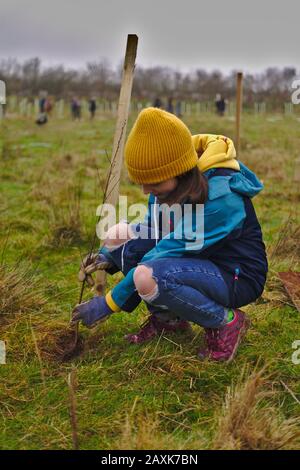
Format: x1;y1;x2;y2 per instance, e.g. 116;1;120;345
0;112;300;450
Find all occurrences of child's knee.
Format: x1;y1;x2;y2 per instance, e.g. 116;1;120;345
133;265;157;297
104;222;134;251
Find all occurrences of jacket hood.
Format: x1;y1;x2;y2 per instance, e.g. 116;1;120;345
228;161;263;197
192;134;240;172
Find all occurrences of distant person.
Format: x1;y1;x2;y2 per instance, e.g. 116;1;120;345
153;97;163;109
71;97;81;120
89;98;97;119
39;97;46;113
166;97;174;114
44;98;53;114
215;93;226;116
36;94;48;125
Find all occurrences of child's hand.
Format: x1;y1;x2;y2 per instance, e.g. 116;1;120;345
78;253;112;285
71;296;113;328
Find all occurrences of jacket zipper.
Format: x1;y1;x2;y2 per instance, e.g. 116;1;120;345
233;268;240;296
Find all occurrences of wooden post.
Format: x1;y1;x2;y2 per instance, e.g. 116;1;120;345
95;34;138;295
235;72;243;157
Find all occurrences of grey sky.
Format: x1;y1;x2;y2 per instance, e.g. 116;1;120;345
0;0;299;73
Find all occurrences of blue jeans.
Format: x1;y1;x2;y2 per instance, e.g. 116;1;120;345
141;258;230;328
104;226;230;329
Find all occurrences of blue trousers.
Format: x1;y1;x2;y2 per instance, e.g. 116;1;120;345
105;228;230;328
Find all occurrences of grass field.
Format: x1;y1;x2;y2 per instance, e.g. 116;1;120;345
0;111;300;450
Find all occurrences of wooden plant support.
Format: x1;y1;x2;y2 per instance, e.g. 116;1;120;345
62;35;138;361
95;34;138;295
235;72;243;157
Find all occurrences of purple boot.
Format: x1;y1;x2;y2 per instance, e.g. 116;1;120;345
197;309;250;362
125;314;191;344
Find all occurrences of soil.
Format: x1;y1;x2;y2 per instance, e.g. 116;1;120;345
38;326;84;362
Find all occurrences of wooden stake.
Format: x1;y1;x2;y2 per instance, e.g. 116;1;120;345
95;34;138;295
235;72;243;157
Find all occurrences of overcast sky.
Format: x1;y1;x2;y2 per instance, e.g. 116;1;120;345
1;0;299;73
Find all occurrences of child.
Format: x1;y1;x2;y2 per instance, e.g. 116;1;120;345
73;108;268;362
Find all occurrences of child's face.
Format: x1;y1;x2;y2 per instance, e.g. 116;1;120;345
142;178;178;201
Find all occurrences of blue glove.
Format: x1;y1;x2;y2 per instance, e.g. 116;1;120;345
71;296;113;328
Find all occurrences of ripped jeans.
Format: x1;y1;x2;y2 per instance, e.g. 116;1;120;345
102;225;230;329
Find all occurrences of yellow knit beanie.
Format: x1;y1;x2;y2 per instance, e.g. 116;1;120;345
125;107;199;184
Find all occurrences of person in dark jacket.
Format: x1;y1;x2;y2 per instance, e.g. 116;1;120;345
71;97;81;120
89;98;97;119
215;93;226;116
166;97;174;114
73;108;268;362
153;97;163;108
36;93;48;125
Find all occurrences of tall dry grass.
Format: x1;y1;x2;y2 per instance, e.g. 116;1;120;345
117;414;179;450
0;261;47;317
213;367;300;450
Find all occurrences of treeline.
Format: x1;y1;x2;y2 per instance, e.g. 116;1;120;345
0;57;297;107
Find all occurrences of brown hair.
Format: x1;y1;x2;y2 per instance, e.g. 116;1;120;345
161;166;208;207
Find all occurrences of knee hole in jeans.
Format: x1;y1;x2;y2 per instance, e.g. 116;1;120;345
133;265;158;297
